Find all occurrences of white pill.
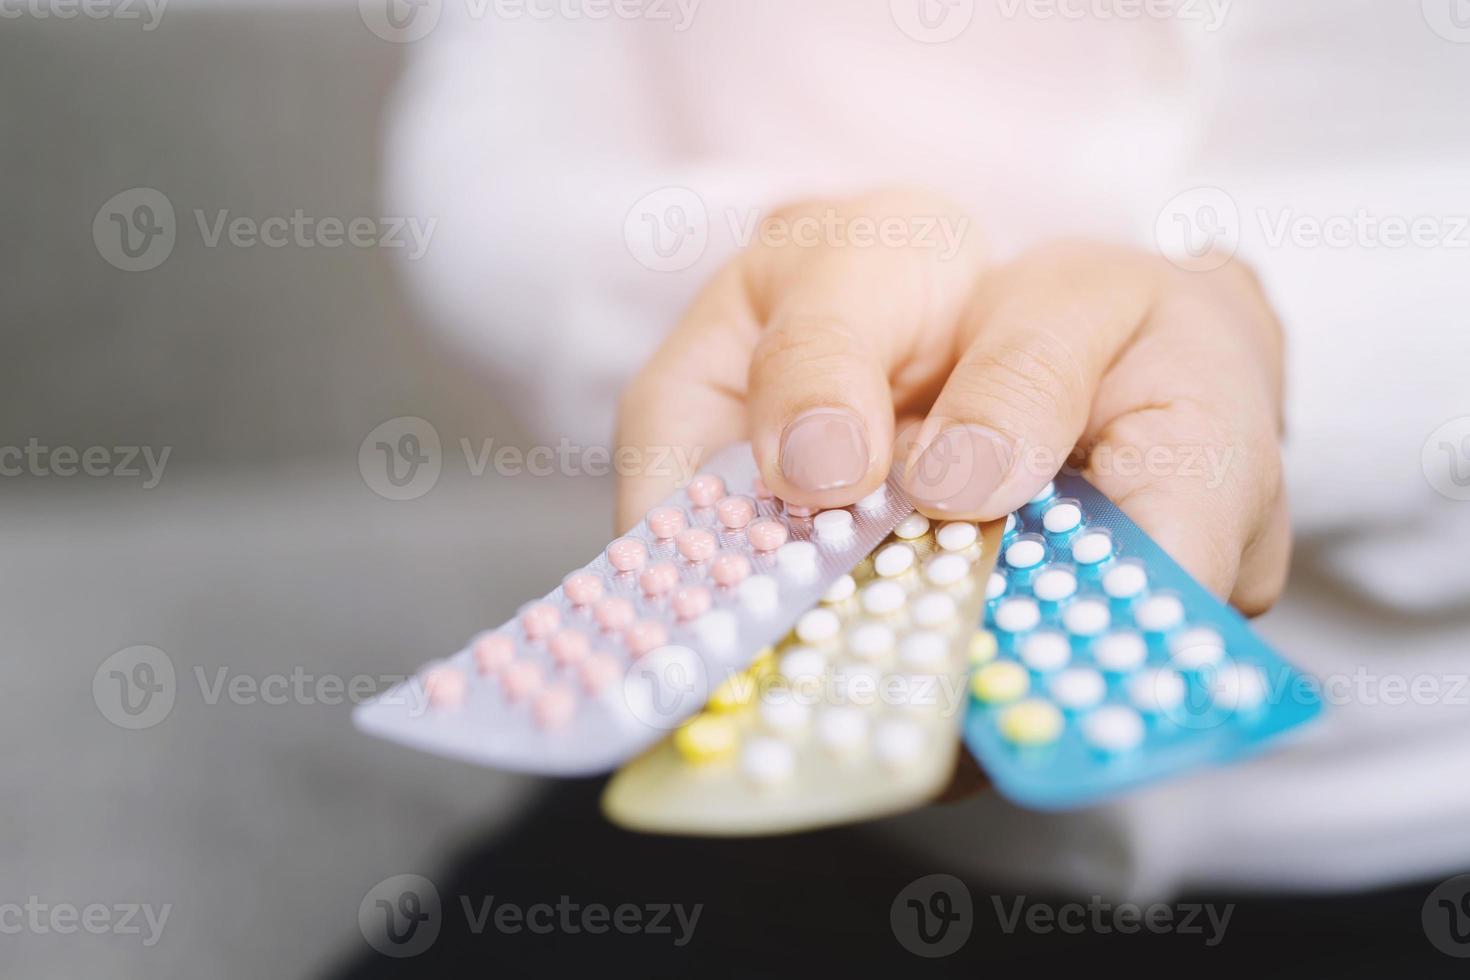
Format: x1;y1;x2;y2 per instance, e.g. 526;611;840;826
1006;537;1046;569
1169;626;1225;670
874;543;916;578
911;591;958;627
1093;631;1147;673
1030;481;1056;504
1071;530;1113;565
848;622;895;660
873;718;925;769
1102;560;1148;599
821;573;856;604
833;662;882;702
779;646;827;687
1135;594;1185;633
760;692;812;734
1042;502;1082;534
856;484;889;511
1004;513;1018;535
936;522;978;551
1063;598;1111;637
816;706;868;753
899;631;949;670
775;540;818;580
994;596;1041;633
696;610;738;652
986;571;1008;601
741;737;796;787
814;509;855;545
924;552;971;587
1210;662;1267;712
894;511;930;540
861;580;908;616
1032;566;1078;603
796;607;841;643
740;574;780;616
1021;630;1071;673
1051;667;1106;710
1083;705;1145;752
1129;668;1185;713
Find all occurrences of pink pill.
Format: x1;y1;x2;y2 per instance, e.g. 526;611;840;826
548;629;591;667
711;551;752;587
671;585;712;621
786;503;817;518
676;528;718;562
562;572;603;607
751;477;774;500
593;597;636;632
533;684;577;730
639;562;680;597
747;518;789;552
625;619;669;656
520;603;560;640
473;634;515;675
422;666;466;708
686;474;726;508
606;537;649;572
716;495;756;530
646;506;687;540
579;653;621;696
500;660;544;701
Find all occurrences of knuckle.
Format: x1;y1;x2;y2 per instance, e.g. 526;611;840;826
954;333;1086;429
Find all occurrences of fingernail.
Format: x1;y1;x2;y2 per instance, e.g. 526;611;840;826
901;424;1011;515
779;409;870;493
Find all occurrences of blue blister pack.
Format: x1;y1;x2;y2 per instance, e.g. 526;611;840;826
962;475;1323;809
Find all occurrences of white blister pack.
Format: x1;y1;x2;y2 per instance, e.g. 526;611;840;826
353;443;914;775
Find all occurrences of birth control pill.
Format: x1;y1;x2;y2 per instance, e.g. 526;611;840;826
520;603;561;640
822;574;856;603
1063;597;1111;637
972;660;1030;703
561;572;603;607
715;495;756;530
911;591;958;627
986;571;1008;601
1135;593;1185;634
969;631;998;666
625;620;669;656
875;543;916;578
899;631;949;670
994;596;1041;634
874;718;925;769
746;518;789;552
1102;560;1148;600
1006;535;1046;569
422;665;466;708
675;528;718;562
795;607;841;643
645;506;687;540
1093;631;1147;673
1050;667;1106;710
593;597;635;632
578;653;620;696
686;474;725;508
741;736;796;787
856;484;889;510
1004;513;1018;535
999;699;1064;746
1042;501;1082;534
775;540;818;580
548;629;591;667
1071;529;1113;565
1211;662;1267;712
739;575;779;616
1169;627;1225;670
894;512;930;540
500;660;544;701
674;714;738;764
849;622;896;660
1129;668;1185;714
474;634;515;675
815;706;868;755
1082;705;1145;753
639;562;679;597
1032;566;1078;603
861;580;907;616
1021;630;1071;673
1030;481;1056;504
533;685;576;730
924;552;971;587
711;551;752;588
670;585;711;622
813;509;855;546
760;693;812;735
937;521;978;551
606;538;648;573
779;647;827;689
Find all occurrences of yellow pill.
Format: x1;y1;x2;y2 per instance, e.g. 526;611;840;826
971;660;1029;704
674;715;739;764
968;631;998;666
998;698;1064;746
708;672;758;713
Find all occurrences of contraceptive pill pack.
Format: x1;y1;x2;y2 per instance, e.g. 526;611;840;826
601;515;1004;836
964;476;1323;809
353;443;914;775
